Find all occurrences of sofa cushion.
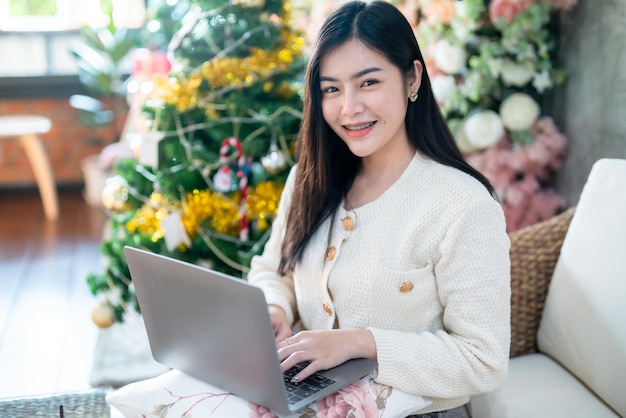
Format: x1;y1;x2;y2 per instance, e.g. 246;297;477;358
537;158;626;416
471;353;619;417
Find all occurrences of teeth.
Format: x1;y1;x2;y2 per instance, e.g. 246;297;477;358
345;122;374;131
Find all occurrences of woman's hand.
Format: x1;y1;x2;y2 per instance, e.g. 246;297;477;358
268;304;292;343
276;328;376;382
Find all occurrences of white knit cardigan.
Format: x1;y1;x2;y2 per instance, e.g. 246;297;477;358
248;152;511;413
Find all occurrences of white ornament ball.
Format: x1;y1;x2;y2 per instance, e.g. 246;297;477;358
261;148;287;175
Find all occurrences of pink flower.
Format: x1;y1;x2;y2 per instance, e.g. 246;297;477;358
503;204;525;231
530;190;566;220
248;403;278;418
316;380;379;418
422;0;456;25
398;0;420;27
504;184;525;207
465;115;568;232
489;0;533;24
525;141;552;169
507;146;529;172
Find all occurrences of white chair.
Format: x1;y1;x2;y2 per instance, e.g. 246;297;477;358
471;158;626;417
0;115;59;220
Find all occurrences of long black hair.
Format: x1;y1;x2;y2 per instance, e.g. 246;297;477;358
278;1;494;274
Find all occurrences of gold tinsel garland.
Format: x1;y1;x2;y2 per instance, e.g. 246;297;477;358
125;180;284;246
151;4;305;114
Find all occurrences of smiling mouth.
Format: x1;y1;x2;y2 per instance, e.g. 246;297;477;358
344;121;376;131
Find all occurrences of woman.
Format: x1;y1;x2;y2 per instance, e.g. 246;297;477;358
247;1;511;416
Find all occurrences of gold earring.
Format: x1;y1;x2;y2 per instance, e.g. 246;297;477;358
409;91;418;102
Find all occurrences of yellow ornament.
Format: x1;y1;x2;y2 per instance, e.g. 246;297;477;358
91;300;116;328
101;176;131;213
126;191;168;242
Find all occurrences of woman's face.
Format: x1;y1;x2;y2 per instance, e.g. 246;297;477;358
319;38;420;160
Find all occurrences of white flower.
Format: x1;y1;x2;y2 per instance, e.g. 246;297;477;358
454;1;468;20
464;110;505;149
517;44;538;61
488;58;503;78
433;39;467;74
459;71;482;101
502;36;519;54
499;93;540;131
451;22;471;42
501;59;535;87
431;75;456;103
451;2;479;40
532;70;553;93
453;118;479;154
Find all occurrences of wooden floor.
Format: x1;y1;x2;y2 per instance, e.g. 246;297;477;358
0;187;109;399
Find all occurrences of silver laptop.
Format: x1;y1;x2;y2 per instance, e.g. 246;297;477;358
124;246;378;415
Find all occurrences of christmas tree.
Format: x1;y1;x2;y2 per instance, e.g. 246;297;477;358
88;0;307;327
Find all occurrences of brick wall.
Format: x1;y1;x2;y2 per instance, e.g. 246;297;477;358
0;97;127;187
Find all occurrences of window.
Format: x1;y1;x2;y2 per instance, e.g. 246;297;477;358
0;0;145;31
0;0;145;79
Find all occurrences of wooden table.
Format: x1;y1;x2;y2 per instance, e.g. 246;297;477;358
0;115;59;220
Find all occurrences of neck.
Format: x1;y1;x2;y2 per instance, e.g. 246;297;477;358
347;147;416;208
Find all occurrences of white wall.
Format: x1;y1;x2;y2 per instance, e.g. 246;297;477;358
552;0;626;205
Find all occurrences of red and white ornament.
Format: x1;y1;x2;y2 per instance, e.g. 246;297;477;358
215;137;251;241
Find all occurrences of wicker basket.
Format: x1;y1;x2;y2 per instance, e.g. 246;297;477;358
508;207;575;358
0;389;110;418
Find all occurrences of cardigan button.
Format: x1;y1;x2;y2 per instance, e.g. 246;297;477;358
326;246;336;260
341;216;354;231
400;282;414;293
323;302;333;316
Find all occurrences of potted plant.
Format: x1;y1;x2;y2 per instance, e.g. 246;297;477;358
69;17;137;206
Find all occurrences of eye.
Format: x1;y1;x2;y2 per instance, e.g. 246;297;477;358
321;86;339;94
362;79;379;87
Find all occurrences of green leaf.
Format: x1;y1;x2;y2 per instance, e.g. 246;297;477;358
509;130;536;145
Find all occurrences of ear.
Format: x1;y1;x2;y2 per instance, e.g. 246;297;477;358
408;59;423;93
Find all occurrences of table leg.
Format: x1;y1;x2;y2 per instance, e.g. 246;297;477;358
19;133;59;221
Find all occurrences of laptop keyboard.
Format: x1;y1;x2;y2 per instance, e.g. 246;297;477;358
283;363;336;405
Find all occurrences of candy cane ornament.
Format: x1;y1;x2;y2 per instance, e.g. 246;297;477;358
237;157;252;242
215;137;250;241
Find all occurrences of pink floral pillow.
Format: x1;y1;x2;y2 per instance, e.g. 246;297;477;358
107;369;430;418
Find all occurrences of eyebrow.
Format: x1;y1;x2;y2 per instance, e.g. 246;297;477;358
319;67;383;82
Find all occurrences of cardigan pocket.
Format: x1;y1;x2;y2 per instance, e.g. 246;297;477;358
369;263;439;329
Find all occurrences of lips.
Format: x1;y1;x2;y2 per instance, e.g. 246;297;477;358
343;121;376;131
342;121;376;139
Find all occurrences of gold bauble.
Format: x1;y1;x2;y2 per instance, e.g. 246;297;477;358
101;176;131;213
91;301;116;328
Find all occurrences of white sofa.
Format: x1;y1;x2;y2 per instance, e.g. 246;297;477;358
471;158;626;418
104;159;625;418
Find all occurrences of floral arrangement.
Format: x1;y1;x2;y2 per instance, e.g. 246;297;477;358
407;0;576;231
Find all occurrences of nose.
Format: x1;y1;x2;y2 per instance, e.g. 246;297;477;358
341;89;364;117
